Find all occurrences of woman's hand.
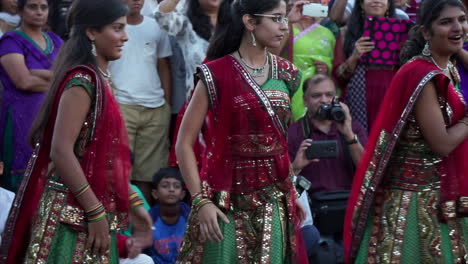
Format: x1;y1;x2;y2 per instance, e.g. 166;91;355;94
197;203;230;243
130;206;153;250
87;218;111;255
287;0;311;24
351;36;375;60
314;60;329;74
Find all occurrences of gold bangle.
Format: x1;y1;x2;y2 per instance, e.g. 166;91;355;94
458;120;468;126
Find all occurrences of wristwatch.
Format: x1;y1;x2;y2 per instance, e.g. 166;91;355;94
346;134;359;145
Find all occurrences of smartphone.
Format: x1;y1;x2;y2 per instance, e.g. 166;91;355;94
302;3;328;18
305;140;338;159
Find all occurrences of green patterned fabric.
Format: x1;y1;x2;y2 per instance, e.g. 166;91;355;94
202;213;237;263
400;196;421;263
1;106;17;192
262;78;290;94
46;224;119;264
65;76;96;100
200;201;288;264
356;191;468;263
47;224;78;263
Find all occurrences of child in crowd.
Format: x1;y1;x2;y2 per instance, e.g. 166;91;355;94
146;168;190;264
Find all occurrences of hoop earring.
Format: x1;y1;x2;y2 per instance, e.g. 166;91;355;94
91;41;97;57
422;41;431;56
250;31;257;47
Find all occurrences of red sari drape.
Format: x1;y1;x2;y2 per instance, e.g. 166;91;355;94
0;65;131;263
343;58;468;262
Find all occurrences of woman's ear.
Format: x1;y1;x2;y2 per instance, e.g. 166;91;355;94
85;27;97;41
242;14;256;31
420;26;431;41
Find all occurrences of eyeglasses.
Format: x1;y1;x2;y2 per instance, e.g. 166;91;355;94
253;14;289;25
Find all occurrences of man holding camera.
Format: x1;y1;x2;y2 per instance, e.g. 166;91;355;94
288;73;367;263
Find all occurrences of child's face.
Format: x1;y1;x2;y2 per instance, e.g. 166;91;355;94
152;178;185;205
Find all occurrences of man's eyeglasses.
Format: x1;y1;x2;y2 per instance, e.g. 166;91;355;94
253;14;289;25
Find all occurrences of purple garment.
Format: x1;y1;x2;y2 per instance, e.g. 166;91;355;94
288;118;367;193
0;31;62;191
458;42;468;102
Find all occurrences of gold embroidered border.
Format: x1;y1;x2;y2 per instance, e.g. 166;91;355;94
72;232;87;264
234;211;249;263
441;200;457;219
259;203;274;263
25;190;66;263
458;197;468;214
446;220;464;264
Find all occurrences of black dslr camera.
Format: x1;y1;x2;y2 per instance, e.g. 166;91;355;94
315;98;345;122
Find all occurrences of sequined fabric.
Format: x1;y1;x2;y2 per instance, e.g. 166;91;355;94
356;111;468;263
177;184;295;264
178;55;306;263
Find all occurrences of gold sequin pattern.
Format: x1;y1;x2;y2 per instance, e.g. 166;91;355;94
259;202;274;263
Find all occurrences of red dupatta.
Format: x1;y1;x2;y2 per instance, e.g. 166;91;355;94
343;57;468;262
0;65;131;264
198;54;292;193
195;55;308;263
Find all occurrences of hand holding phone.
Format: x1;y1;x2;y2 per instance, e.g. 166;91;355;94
305;140;338;159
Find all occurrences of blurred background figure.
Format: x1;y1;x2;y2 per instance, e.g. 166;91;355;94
334;0;399;131
0;0;19;37
0;0;62;192
109;0;173;203
283;0;337;120
156;0;221;98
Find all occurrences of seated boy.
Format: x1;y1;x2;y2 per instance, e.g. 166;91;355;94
146;168;190;264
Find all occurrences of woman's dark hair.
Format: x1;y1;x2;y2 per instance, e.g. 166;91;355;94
17;0;27;11
400;0;466;63
29;0;128;146
187;0;214;41
343;0;396;58
206;0;283;61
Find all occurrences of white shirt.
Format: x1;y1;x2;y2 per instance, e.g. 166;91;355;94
0;187;14;244
141;0;159;17
109;16;172;108
155;2;209;98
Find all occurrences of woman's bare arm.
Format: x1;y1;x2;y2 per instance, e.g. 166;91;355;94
175;81;208;196
414;80;468;156
0;53;50;92
50;85;110;254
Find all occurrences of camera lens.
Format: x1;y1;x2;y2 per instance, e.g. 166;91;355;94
331;107;345;121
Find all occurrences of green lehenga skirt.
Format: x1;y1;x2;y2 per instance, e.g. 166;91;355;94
23;180;124;264
177;185;296;264
356;187;468;263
